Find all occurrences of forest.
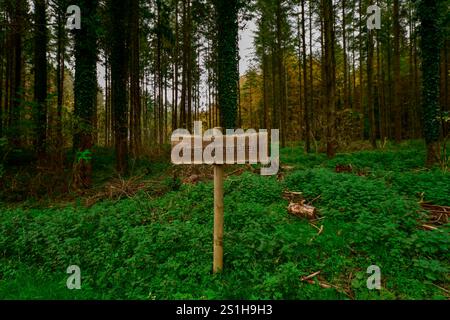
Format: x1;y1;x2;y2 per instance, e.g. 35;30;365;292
0;0;449;300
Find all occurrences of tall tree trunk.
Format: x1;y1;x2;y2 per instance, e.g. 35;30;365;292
367;29;377;148
322;0;337;158
377;29;387;142
358;0;365;140
130;0;141;157
0;19;4;137
10;0;24;147
308;0;313;151
271;47;279;131
73;0;99;188
109;0;128;174
301;0;310;153
180;0;188;128
276;0;286;147
56;1;66;165
173;0;179;131
4;28;11;135
104;52;110;147
34;0;48;160
418;0;441;166
262;51;269;130
186;0;193;131
342;0;349;112
215;0;239;129
393;0;402;143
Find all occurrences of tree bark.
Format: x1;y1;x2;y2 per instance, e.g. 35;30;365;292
393;0;402;143
73;0;99;188
110;0;128;174
215;0;239;129
322;0;337;158
34;0;48;160
129;0;141;157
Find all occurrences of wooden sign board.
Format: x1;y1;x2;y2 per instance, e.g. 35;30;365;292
170;123;279;273
171;133;270;165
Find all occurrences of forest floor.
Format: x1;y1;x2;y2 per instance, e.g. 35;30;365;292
0;140;449;300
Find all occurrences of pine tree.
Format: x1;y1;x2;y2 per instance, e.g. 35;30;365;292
322;0;337;157
109;0;129;174
418;0;443;165
215;0;239;129
33;0;48;159
73;0;99;188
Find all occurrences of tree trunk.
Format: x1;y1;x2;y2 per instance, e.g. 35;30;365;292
342;0;349;112
73;0;99;188
418;0;441;166
308;0;313;152
276;0;286;147
34;0;48;160
393;0;402;143
130;0;141;157
301;0;310;153
322;0;337;158
358;0;365;140
215;0;239;129
110;0;128;175
56;2;66;165
10;0;24;147
367;29;377;148
173;0;179;131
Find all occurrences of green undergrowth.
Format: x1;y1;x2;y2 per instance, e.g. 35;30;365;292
0;141;448;300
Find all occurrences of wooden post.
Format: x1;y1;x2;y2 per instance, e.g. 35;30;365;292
213;129;224;273
171;123;277;273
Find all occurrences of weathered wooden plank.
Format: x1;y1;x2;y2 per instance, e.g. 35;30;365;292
171;133;270;165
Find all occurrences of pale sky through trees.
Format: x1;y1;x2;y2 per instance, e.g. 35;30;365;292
239;19;257;75
96;18;256;88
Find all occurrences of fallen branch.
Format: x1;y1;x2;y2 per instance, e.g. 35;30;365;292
308;195;322;205
226;168;245;177
422;224;438;231
430;283;450;294
309;223;324;235
288;200;318;220
300;271;321;282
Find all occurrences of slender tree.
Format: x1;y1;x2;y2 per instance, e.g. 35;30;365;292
322;0;337;157
34;0;48;159
418;0;442;165
393;0;402;143
367;27;377;148
109;0;129;174
9;0;25;146
215;0;239;129
129;0;141;156
73;0;99;188
53;0;68;166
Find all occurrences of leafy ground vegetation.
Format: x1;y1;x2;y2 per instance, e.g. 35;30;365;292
0;141;448;300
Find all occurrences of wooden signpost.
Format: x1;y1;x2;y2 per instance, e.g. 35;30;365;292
171;122;279;273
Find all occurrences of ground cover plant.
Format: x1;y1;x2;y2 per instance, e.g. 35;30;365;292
0;142;448;300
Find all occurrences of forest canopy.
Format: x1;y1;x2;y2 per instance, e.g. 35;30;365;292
0;0;448;184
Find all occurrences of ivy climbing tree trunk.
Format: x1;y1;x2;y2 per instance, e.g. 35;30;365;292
110;0;129;174
34;0;48;160
215;0;239;129
73;0;99;188
418;0;442;166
